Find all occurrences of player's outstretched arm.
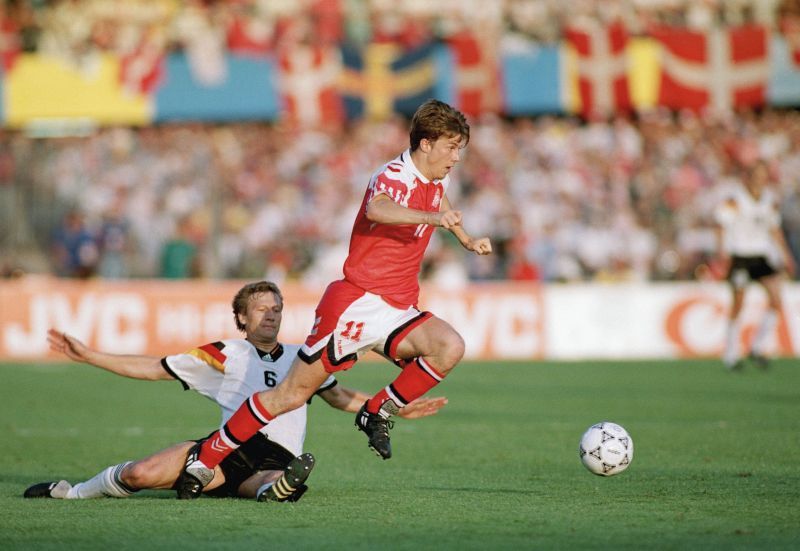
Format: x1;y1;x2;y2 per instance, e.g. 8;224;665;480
318;385;447;419
440;195;492;256
366;193;457;226
47;328;171;381
365;191;487;251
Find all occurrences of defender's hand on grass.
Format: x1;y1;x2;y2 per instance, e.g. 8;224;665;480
398;397;449;419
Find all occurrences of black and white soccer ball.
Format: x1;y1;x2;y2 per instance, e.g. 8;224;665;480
579;421;634;476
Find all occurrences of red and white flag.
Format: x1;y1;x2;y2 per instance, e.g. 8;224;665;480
653;24;769;112
0;13;21;71
277;44;343;127
227;13;273;56
564;20;631;118
446;30;501;116
119;31;165;96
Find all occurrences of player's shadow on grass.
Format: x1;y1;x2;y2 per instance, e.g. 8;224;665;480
418;486;539;496
752;391;800;403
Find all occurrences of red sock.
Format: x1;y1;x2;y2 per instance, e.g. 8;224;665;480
366;357;444;415
198;394;274;467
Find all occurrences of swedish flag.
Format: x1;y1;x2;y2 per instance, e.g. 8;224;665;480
339;42;437;120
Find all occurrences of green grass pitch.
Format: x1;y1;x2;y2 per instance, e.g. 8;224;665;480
2;359;799;549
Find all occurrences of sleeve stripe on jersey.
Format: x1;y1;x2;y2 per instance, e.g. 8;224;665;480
160;358;189;390
200;342;227;363
188;348;226;373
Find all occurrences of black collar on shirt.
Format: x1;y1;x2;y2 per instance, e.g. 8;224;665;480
255;343;284;362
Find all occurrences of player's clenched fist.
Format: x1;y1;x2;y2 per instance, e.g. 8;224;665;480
434;209;462;229
466;237;492;255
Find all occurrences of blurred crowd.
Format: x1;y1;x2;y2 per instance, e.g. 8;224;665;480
2;108;800;284
0;0;797;75
2;0;800;284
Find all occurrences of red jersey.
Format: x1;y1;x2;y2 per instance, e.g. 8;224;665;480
342;150;450;308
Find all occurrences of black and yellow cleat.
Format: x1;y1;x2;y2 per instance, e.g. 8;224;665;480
257;453;315;502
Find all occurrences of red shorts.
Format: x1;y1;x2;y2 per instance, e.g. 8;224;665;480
298;279;432;373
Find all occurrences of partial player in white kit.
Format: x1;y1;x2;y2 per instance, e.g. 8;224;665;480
23;281;446;501
715;161;796;371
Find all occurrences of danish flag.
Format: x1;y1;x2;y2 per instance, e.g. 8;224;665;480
226;13;272;56
564;20;631;118
446;29;501;116
652;24;769;112
277;44;343;127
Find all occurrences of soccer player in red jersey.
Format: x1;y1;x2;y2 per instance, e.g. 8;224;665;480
178;99;492;497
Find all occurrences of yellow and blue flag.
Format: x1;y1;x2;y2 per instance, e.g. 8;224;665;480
339;42;438;120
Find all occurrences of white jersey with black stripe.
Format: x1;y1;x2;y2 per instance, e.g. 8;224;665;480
161;339;336;457
715;185;780;257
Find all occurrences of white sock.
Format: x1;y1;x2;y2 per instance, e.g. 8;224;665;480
65;462;137;499
723;317;741;367
49;480;73;499
751;310;778;356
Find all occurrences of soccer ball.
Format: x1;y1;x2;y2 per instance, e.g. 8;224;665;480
579;421;634;476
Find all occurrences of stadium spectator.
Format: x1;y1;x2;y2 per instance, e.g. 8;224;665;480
96;200;133;279
176;99;491;498
23;281;447;501
714;160;796;371
51;209;99;278
159;216;201;279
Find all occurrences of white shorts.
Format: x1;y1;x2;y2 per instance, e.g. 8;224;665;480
299;279;432;373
